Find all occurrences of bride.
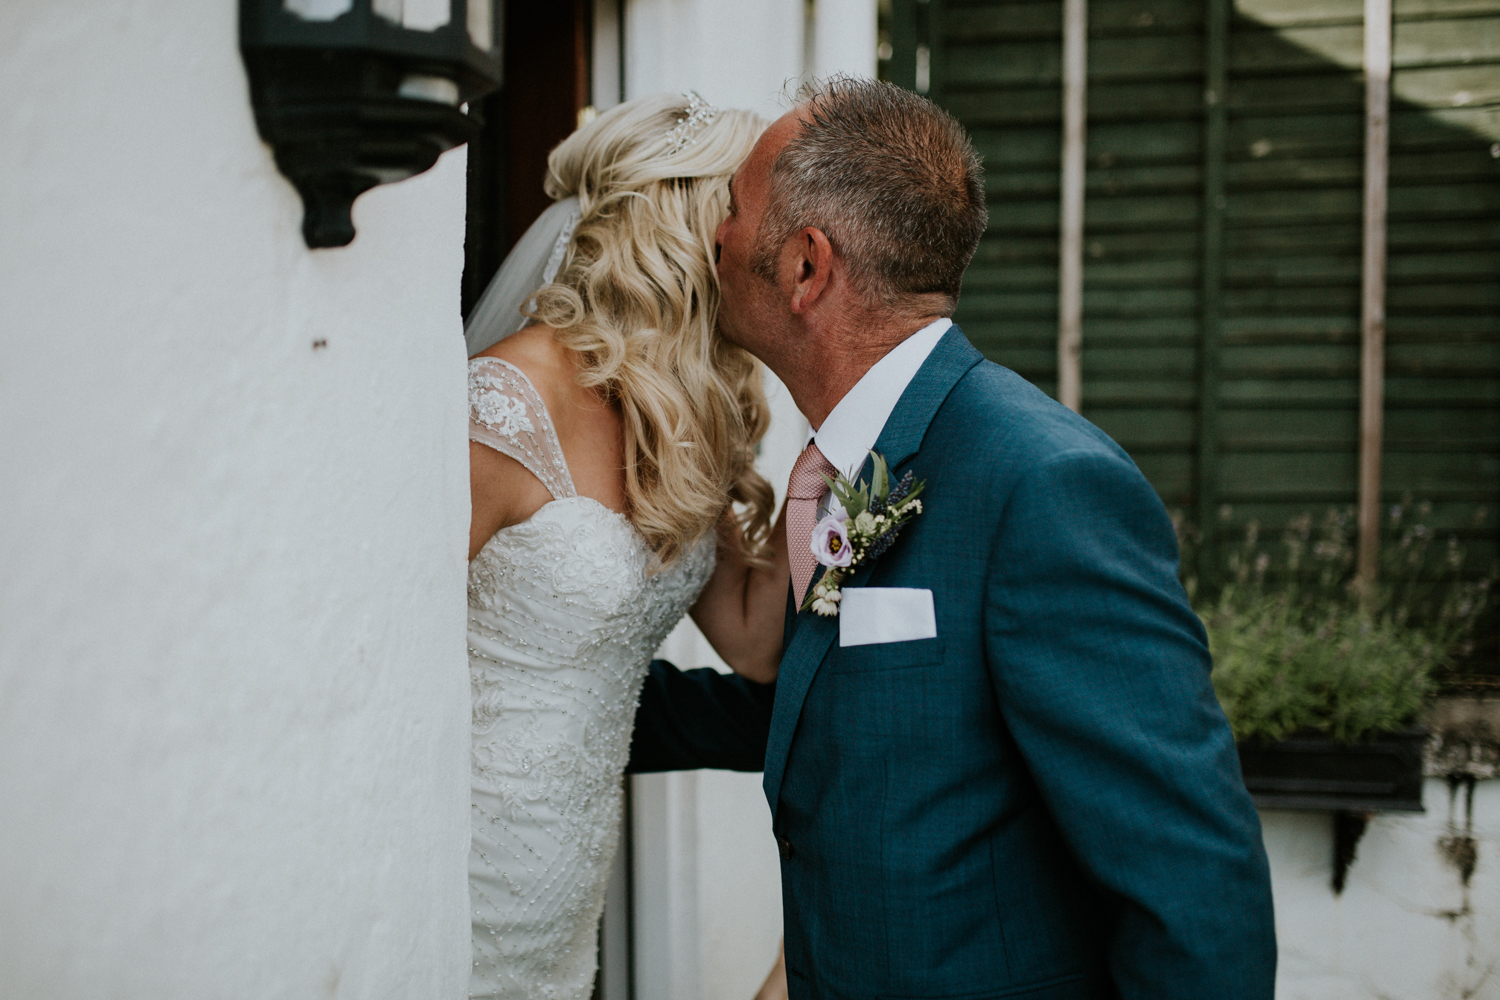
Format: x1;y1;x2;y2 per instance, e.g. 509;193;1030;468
462;93;790;999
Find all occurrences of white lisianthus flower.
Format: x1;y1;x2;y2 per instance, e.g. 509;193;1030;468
811;589;842;616
854;510;878;535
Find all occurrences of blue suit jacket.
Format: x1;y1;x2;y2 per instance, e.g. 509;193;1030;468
629;326;1276;1000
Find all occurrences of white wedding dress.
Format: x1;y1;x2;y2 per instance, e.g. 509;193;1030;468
466;357;716;999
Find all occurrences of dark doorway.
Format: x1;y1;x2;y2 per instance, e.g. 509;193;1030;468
462;0;592;320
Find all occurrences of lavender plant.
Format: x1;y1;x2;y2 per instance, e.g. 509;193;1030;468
1180;502;1495;743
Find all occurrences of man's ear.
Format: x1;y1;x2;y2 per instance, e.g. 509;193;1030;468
788;227;836;315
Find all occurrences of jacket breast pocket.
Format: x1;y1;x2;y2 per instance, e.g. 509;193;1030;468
827;636;945;674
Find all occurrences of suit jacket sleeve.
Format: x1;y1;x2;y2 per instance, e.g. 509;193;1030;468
983;447;1277;999
626;659;776;773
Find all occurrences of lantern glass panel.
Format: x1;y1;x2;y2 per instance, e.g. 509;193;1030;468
467;0;493;50
284;0;354;20
398;74;461;104
402;0;451;30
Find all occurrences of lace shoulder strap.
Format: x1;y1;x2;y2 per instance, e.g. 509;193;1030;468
468;357;577;501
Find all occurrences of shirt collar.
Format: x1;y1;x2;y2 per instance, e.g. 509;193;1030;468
809;317;952;479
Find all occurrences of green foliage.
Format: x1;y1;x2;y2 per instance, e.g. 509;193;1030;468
824;468;869;520
1205;587;1443;743
1180;502;1496;744
819;451;924;524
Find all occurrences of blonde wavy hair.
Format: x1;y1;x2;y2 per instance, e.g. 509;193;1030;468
530;94;775;568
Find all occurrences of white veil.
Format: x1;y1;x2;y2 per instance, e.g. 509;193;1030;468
464;196;582;357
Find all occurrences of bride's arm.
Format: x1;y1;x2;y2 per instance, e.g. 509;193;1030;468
689;505;790;684
469;440;553;561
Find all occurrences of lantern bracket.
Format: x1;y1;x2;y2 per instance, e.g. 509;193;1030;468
240;1;501;248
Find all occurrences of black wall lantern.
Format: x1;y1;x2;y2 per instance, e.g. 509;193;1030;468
241;0;502;248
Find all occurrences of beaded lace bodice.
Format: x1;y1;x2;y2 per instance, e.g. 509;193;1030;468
465;357;715;1000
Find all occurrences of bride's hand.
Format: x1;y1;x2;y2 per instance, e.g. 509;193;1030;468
688;505;790;684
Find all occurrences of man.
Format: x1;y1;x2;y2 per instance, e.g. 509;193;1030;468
630;78;1276;999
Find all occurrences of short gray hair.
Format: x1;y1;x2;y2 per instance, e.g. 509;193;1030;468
752;78;987;308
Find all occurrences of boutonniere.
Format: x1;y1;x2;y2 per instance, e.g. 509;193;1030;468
801;451;925;616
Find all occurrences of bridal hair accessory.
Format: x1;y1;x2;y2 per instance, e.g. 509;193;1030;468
802;452;926;616
665;92;719;155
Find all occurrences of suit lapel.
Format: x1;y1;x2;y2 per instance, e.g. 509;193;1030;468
761;557;871;820
762;326;985;822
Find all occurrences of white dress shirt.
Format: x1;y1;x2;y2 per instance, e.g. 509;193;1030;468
808;317;952;483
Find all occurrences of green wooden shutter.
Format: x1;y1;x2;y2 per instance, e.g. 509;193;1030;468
898;0;1499;604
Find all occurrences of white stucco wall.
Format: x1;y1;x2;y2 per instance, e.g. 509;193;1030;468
1264;779;1500;1000
624;0;809;119
0;3;473;998
813;0;879;81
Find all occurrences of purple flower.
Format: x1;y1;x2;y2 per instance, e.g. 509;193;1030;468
811;513;853;568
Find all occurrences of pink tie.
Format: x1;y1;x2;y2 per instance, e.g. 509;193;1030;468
787;441;838;606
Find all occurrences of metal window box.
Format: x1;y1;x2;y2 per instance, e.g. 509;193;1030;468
1236;728;1427;813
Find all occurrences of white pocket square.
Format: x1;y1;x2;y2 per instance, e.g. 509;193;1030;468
838;587;937;647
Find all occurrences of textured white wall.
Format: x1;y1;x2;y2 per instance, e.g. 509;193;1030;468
624;0;807;119
813;0;879;80
1264;780;1500;1000
0;3;473;998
